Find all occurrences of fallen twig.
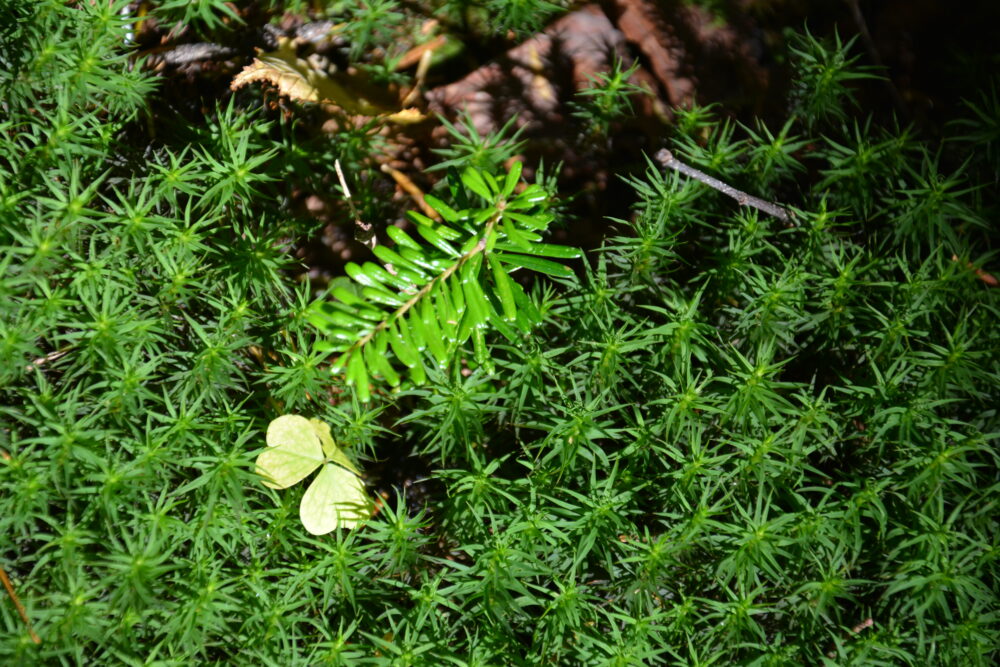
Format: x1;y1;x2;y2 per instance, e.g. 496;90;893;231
25;347;72;371
334;159;375;249
654;149;793;224
1;565;40;644
145;43;237;68
380;163;441;222
951;254;998;286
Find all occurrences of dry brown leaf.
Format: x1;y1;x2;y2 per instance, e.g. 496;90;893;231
231;37;377;113
384;107;427;124
232;56;323;103
231;37;424;123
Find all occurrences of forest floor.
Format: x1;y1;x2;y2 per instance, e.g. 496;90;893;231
139;0;1000;266
131;0;1000;499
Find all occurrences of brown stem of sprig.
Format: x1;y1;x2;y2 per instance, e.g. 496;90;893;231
655;149;794;224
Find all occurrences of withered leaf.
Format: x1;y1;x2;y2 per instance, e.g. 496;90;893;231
231;37;425;124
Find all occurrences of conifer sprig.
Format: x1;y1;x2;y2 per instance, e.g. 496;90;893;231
306;162;581;399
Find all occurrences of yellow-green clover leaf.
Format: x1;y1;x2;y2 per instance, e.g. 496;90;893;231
256;414;373;534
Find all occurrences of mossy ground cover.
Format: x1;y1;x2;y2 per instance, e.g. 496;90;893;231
1;1;998;664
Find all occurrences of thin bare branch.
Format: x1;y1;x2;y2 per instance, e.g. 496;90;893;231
335;159;375;249
1;566;41;644
654;149;794;224
381;163;441;221
25;347;71;371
